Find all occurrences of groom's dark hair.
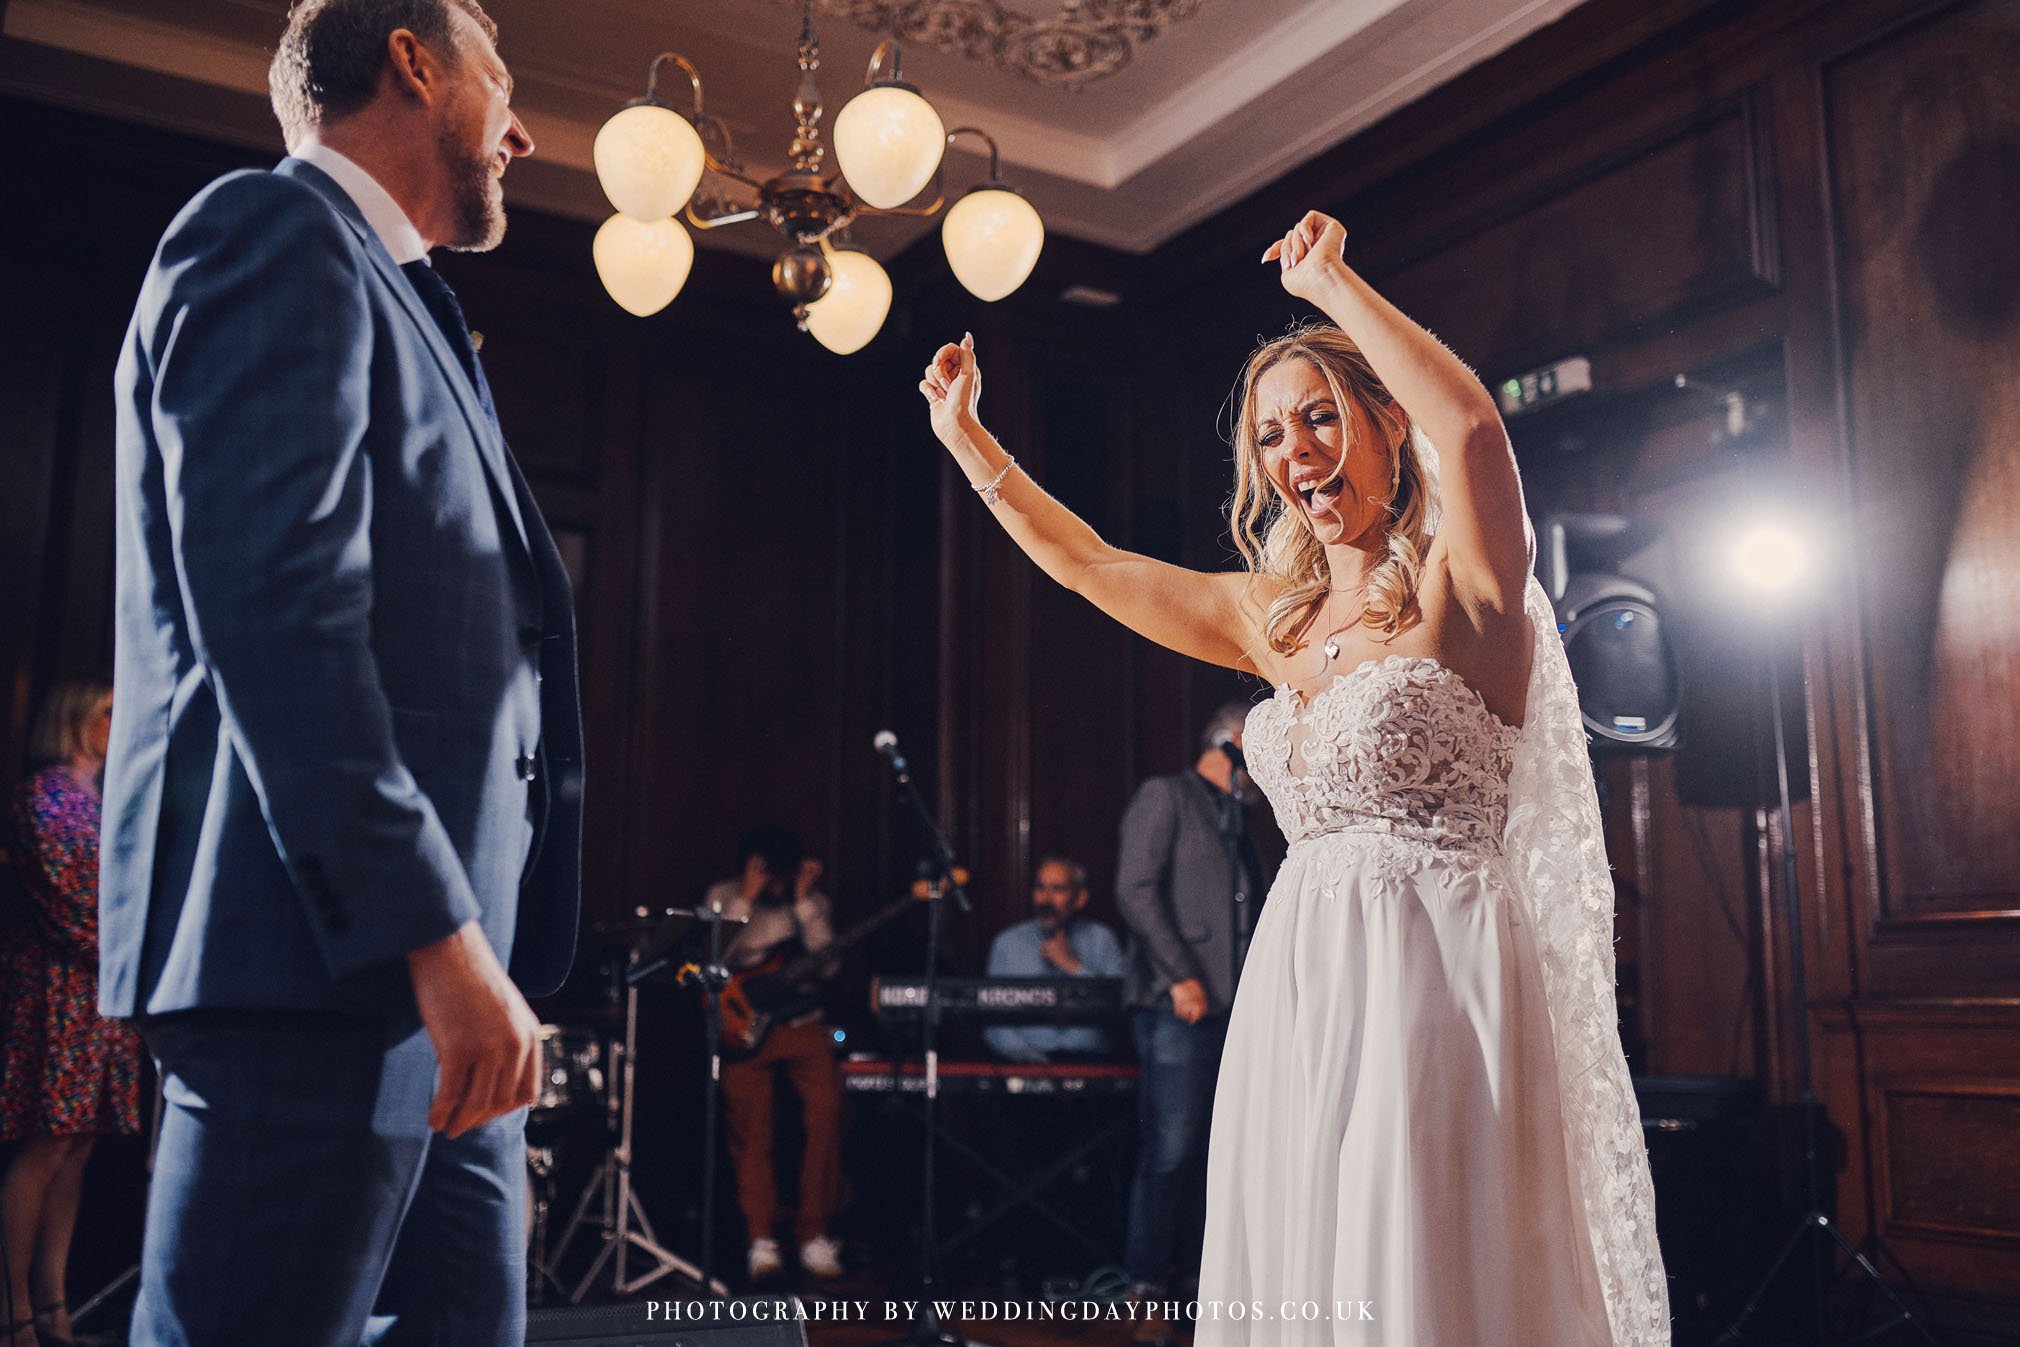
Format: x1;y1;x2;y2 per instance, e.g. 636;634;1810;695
269;0;497;148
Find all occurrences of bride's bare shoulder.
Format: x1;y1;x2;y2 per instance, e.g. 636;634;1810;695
1216;571;1303;682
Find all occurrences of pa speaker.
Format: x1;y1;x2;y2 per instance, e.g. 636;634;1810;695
1541;514;1680;750
526;1299;808;1346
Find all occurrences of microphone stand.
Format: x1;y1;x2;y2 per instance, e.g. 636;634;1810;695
874;742;970;1347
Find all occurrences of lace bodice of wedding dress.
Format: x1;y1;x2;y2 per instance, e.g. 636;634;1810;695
1244;654;1521;852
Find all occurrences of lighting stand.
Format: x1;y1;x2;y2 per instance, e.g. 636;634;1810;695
873;749;972;1347
1716;651;1941;1347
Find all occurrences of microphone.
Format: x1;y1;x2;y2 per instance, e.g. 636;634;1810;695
1214;734;1247;774
872;730;910;780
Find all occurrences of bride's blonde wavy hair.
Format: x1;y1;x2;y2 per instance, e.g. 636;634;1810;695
1228;321;1441;656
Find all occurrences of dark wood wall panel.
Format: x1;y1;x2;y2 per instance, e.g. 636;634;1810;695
1823;0;2020;923
1818;1003;2020;1304
1381;102;1778;374
1884;1091;2020;1243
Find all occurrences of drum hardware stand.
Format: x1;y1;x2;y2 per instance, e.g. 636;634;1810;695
526;1142;569;1303
871;733;971;1347
1715;647;1941;1347
691;904;734;1301
547;947;728;1301
630;902;737;1302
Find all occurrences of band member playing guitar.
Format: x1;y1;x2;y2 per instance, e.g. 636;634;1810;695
705;823;846;1283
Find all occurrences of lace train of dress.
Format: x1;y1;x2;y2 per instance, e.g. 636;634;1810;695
1194;643;1650;1346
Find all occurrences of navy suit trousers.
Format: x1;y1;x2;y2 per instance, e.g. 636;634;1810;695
131;1012;526;1347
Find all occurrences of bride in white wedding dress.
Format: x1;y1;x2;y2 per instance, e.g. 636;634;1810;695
918;209;1668;1346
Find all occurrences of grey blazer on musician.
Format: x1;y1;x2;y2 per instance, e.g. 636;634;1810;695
1114;771;1262;1015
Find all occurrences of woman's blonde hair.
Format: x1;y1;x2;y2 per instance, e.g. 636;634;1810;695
26;679;112;766
1228;321;1440;656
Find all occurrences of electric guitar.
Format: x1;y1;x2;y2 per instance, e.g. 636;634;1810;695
707;871;965;1062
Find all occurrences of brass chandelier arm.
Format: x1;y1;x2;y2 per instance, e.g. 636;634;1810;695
641;52;707;116
863;38;902;87
854;187;946;220
856;126;1005;219
698;151;764;193
690;105;764;224
944;126;1004;182
684;201;763;230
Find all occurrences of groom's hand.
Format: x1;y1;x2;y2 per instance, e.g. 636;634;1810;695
1170;978;1209;1024
407;920;541;1137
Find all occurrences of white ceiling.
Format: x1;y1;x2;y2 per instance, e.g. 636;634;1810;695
4;0;1587;258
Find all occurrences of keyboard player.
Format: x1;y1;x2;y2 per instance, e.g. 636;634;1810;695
983;855;1127;1062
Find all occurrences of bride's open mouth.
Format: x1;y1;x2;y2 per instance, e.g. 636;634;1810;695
1292;474;1345;517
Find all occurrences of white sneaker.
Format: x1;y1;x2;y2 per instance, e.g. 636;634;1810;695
747;1236;783;1280
800;1234;844;1279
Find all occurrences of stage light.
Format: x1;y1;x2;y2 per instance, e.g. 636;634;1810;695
1727;518;1812;595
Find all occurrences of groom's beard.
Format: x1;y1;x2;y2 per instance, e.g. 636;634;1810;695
439;127;506;252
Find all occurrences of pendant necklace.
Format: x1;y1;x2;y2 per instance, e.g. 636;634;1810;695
1321;581;1365;662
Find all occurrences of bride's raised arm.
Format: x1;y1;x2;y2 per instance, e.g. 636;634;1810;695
919;334;1264;673
1265;211;1535;612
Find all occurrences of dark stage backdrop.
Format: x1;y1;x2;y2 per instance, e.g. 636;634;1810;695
5;0;2020;1334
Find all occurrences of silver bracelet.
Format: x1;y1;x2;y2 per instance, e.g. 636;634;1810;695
973;455;1016;506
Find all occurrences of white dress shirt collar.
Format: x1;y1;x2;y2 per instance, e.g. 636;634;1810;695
292;141;430;266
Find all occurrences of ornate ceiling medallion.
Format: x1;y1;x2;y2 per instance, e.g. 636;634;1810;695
781;0;1206;87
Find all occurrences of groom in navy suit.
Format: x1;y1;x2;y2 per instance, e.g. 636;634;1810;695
101;1;580;1341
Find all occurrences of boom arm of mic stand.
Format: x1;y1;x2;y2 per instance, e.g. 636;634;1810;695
625;952;676;987
888;769;972;913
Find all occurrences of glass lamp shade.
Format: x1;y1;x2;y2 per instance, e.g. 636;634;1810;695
594;103;706;221
833;84;946;209
942;187;1044;302
803;250;892;355
593;214;694;317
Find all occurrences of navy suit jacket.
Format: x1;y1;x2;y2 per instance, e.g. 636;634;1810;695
101;158;581;1019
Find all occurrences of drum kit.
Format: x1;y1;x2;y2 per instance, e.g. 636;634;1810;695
526;904;747;1304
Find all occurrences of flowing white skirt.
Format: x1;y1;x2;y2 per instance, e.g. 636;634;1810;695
1195;832;1614;1346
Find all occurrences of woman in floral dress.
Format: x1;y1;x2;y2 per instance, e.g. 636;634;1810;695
3;681;141;1347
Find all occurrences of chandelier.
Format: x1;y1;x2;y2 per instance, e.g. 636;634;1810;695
590;0;1046;354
